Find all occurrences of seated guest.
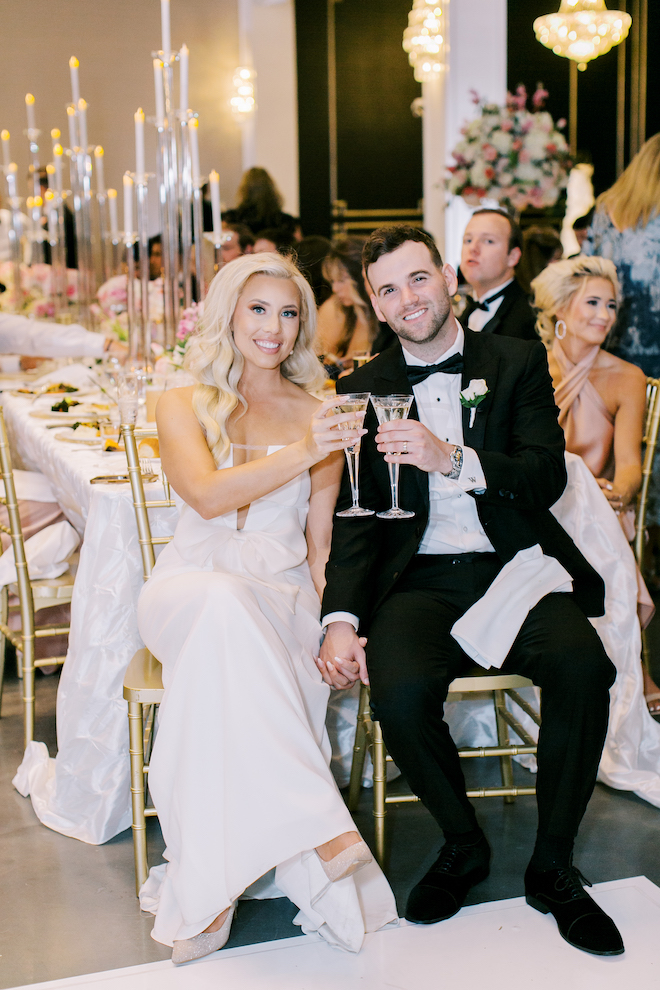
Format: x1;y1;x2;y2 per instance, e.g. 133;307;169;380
321;223;624;956
253;226;297;255
572;208;594;254
315;237;394;376
148;235;162;280
0;311;125;361
295;235;332;306
516;224;563;296
220;221;254;265
136;252;395;962
222;166;299;239
460;209;538;339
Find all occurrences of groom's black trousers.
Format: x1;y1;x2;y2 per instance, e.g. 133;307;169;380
365;552;616;840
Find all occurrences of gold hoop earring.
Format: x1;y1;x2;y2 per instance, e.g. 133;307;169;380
554;319;567;340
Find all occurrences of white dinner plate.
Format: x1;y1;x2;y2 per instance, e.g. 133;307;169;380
29;406;98;421
54;428;102;446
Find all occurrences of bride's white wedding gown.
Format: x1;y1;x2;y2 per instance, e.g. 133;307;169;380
136;445;397;952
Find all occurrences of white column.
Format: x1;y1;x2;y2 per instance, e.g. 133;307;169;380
422;75;446;257
238;0;299;215
439;0;507;270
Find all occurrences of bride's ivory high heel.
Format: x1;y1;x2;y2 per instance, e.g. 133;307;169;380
317;839;373;882
171;905;235;965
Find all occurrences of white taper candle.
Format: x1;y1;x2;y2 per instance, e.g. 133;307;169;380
153;60;165;128
94;146;105;195
25;94;36;133
66;105;78;149
53;144;63;194
123;173;133;236
161;0;171;56
189;116;200;185
134;109;145;183
179;44;189;111
6;163;17;198
78;98;88;152
107;188;118;236
69;56;81;106
1;131;10;169
209;169;222;246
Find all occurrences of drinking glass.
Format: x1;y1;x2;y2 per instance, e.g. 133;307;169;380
371;394;415;520
117;371;140;425
334;392;374;518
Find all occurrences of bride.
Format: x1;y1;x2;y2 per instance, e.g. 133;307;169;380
136;253;396;963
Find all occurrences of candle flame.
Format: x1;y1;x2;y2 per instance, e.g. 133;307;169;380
123;174;133;188
153;58;163;70
25;93;35;106
51;128;61;140
95;145;104;158
34;196;43;207
78;98;87;111
180;43;189;54
1;130;8;141
44;188;55;201
189;117;199;130
69;56;79;69
67;106;76;117
46;163;55;175
53;144;63;157
107;188;117;199
8;163;17;174
26;197;34;209
209;170;219;181
135;108;145;122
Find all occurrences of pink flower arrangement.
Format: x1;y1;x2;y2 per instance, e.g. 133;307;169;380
171;301;203;367
447;85;571;213
0;262;78;316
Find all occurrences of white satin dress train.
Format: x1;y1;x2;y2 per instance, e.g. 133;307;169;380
136;446;397;953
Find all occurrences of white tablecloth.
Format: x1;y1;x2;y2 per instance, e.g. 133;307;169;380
9;393;660;844
4;380;177;842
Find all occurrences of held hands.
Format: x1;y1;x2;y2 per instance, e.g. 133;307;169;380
596;478;633;513
316;621;369;690
303;397;367;464
376;419;454;474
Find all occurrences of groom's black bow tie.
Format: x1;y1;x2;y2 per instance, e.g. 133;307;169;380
405;352;464;386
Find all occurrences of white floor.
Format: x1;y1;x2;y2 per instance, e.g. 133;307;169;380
12;877;660;990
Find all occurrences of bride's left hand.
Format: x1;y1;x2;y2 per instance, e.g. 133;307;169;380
315;638;367;690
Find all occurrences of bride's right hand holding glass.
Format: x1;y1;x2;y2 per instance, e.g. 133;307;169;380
304;397;367;462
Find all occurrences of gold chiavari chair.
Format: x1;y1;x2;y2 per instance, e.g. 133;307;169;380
121;423;175;893
349;672;541;867
0;407;75;747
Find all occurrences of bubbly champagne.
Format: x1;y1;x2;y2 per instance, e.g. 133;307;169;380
373;404;409;426
336;399;368;453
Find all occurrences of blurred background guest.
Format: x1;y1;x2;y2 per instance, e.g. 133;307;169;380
516;224;563;295
295;235;332;306
222;166;301;240
220;221;254;264
148;235;162;280
314;237;394;376
460;208;537;339
253;227;297;255
584;133;660;599
572;208;595;254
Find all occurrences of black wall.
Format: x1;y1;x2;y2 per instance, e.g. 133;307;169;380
296;0;422;236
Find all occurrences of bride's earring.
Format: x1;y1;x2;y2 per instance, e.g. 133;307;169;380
555;319;567;340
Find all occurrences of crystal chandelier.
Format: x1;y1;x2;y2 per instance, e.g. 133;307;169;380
534;0;631;69
402;2;446;83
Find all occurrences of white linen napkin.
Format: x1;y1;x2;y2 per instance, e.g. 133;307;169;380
0;519;79;587
451;544;573;669
0;470;57;503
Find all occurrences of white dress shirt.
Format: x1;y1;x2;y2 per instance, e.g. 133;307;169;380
467;278;513;332
0;312;106;359
322;324;494;630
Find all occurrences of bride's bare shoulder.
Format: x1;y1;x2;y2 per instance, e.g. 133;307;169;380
157;385;195;413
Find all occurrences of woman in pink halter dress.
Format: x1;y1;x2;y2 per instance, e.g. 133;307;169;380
532;255;659;704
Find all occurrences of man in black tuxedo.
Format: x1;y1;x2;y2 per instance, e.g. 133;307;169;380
318;225;623;956
460;209;537;340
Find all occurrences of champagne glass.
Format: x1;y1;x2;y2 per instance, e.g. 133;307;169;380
335;392;374;518
371;394;415;520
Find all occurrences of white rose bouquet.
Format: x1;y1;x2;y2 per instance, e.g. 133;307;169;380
446;85;571;214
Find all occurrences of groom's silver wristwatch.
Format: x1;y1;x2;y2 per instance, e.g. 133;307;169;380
441;445;463;481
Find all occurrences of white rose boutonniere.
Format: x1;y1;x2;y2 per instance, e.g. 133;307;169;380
460;379;490;427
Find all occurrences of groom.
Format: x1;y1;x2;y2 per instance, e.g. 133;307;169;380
319;225;623;956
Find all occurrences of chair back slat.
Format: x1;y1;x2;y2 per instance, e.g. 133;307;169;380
634;378;660;567
121;424;175;583
0;409;35;640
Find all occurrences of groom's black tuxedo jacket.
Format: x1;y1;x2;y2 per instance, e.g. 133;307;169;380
321;330;605;632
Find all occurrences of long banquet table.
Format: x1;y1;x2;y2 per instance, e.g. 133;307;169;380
3;379;178;843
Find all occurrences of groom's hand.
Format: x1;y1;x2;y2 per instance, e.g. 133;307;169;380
376;420;454;474
317;621;368;689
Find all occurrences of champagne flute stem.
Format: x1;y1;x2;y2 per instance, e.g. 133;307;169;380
387;461;400;511
345;447;359;509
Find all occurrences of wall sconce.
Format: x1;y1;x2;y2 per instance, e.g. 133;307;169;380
230;66;256;118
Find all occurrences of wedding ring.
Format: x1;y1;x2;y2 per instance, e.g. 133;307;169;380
402;442;408;455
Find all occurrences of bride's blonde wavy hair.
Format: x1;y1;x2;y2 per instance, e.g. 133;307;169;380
185;252;325;464
530;255;620;348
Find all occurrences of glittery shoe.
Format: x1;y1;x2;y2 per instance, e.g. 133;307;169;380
171;904;235;965
317;839;373;882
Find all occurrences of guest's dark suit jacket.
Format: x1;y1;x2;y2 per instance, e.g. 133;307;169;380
460;279;538;341
321;330;605;632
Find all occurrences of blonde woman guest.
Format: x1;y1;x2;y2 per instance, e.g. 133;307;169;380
531;256;653;629
136;254;396;963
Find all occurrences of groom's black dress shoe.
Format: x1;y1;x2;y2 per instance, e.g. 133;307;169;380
405;836;491;924
525;864;624;956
